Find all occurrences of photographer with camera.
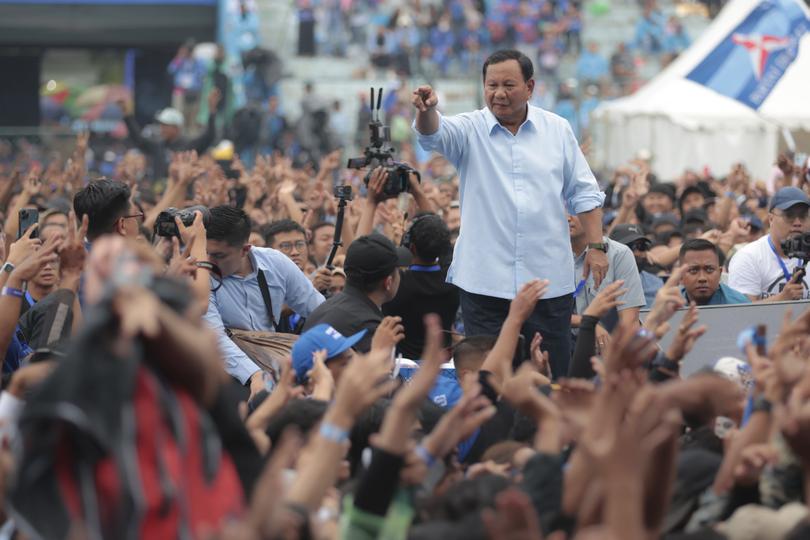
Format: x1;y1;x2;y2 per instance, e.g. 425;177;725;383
412;49;606;374
202;206;324;399
729;187;810;302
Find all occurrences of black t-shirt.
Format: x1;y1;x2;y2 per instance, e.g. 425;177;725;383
382;267;459;359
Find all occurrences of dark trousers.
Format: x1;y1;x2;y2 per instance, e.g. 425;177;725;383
459;290;574;379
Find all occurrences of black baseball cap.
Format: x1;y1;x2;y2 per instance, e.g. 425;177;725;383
679;185;705;205
610;223;650;247
345;233;412;282
647;183;677;202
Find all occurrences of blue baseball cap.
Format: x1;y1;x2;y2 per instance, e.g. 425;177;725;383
292;324;367;383
769;187;810;211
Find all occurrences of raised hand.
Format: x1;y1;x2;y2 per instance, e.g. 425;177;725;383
508;279;550;323
644;265;687;336
330;346;399;425
370;316;405;355
9;232;59;283
311;266;332;292
421;383;496;459
529;332;551;378
665;302;707;363
175;210;206;249
166;236;197;279
602;321;658;374
585;282;627;324
59;212;89;277
411;85;438;112
306;349;335;401
6;224;42;266
366;167;388;205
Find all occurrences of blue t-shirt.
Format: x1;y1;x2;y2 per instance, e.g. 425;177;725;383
4;329;32;374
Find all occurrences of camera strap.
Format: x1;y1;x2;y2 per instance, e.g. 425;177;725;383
768;236;793;282
256;271;278;331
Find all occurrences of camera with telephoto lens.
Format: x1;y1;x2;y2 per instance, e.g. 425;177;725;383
154;205;210;238
781;232;810;261
347;87;420;201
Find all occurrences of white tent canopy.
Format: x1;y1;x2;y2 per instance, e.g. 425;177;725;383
591;0;810;181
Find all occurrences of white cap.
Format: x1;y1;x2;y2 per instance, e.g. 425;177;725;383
712;356;753;392
155;108;183;127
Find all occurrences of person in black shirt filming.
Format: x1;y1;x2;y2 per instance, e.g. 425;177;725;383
384;213;459;358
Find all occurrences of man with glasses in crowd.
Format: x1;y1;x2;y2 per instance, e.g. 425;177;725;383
729;187;810;302
609;223;663;308
679;239;749;305
73;179;143;241
262;219;333;293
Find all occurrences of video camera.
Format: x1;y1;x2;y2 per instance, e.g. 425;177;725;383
781;232;810;283
781;232;810;261
347;87;420;200
154;205;210;238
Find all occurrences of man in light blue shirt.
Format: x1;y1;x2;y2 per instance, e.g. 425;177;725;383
575;42;609;84
203;206;324;398
412;49;607;376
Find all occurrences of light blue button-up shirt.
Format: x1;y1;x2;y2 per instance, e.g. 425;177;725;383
203;247;324;383
414;105;605;299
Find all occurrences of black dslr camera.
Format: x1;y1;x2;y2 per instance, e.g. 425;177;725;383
154;205;210;238
347;87;421;200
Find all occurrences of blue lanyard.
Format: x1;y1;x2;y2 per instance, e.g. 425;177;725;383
410;264;441;272
24;291;35;308
768;236;792;282
572;278;587;298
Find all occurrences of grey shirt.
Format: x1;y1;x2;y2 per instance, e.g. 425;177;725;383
573;237;646;332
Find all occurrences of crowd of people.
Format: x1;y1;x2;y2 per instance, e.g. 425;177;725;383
292;0;706;139
0;45;808;540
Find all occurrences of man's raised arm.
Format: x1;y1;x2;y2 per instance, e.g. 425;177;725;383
412;85;440;135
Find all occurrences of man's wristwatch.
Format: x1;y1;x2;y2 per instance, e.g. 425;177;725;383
1;262;14;274
587;242;608;253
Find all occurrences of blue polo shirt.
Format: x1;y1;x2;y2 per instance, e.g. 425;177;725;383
681;283;751;306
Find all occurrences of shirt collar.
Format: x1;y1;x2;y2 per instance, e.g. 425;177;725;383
681;285;722;305
228;248;259;281
483;105;536;135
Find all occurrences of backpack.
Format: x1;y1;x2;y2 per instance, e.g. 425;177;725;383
10;304;246;539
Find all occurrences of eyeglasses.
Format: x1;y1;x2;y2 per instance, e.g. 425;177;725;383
772;208;810;222
629;241;650;252
685;265;718;276
123;212;145;223
277;240;307;253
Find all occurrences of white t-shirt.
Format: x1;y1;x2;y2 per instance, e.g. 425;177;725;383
728;235;810;300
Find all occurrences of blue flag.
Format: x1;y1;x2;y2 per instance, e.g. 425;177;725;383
687;0;810;109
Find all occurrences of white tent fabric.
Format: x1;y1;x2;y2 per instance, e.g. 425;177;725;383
591;0;810;181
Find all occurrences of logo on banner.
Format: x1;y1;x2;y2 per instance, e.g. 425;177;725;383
686;0;810;109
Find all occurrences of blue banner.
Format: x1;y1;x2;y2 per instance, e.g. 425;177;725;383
686;0;810;109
